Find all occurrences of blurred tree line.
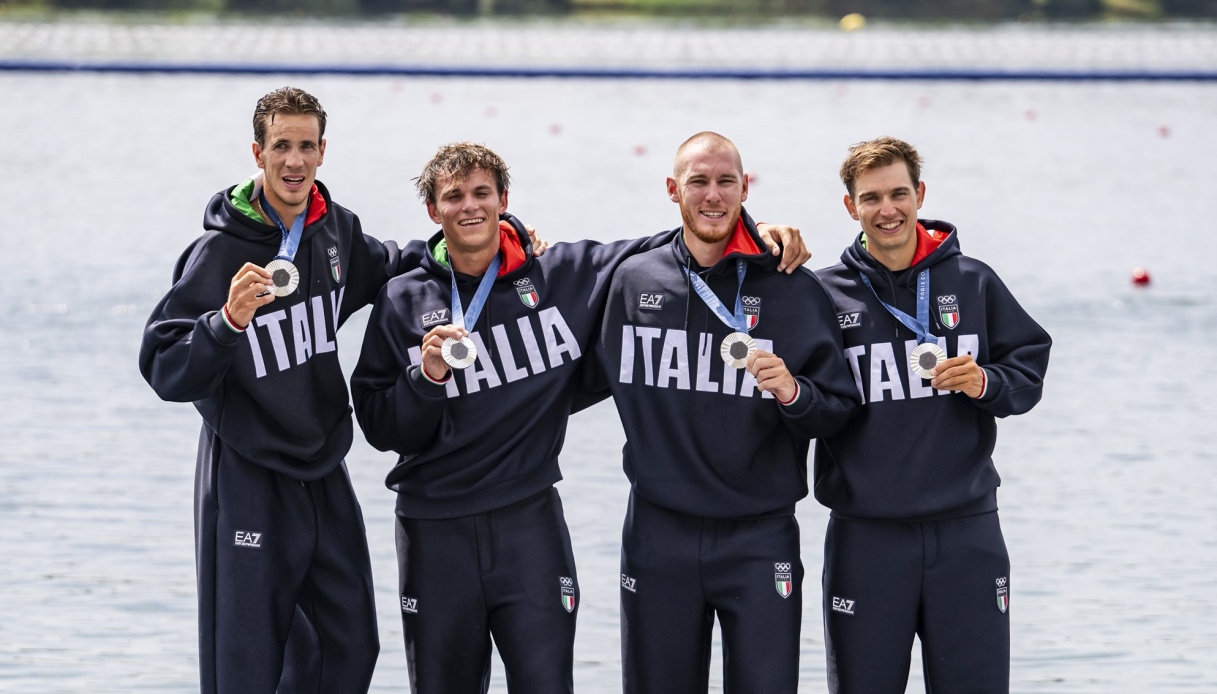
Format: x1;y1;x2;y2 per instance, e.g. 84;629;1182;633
30;0;1217;18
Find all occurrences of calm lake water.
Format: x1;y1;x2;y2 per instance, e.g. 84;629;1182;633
1;18;1216;694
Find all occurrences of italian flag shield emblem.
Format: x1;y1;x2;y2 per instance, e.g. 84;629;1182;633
515;279;539;309
775;572;792;599
939;304;959;329
560;576;576;613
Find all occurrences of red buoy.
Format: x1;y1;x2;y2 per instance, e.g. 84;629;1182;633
1131;267;1151;286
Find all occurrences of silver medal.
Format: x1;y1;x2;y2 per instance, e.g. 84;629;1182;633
264;259;300;297
441;335;478;369
720;331;757;369
909;342;947;380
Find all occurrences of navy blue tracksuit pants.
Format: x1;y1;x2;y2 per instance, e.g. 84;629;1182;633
395;486;579;694
822;512;1011;694
195;428;380;694
620;491;804;694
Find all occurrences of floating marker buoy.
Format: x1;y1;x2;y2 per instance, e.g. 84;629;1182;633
1131;267;1151;286
633;144;647;156
549;123;562;135
745;171;758;185
1158;125;1171;138
485;106;497;117
839;13;866;31
1025;109;1037;121
430;92;443;104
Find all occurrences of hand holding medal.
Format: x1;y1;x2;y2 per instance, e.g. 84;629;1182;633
420;324;469;382
225;262;276;328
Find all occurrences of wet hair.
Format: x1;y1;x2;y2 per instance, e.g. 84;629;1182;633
252;87;327;148
672;131;744;179
414;142;511;204
839;136;923;198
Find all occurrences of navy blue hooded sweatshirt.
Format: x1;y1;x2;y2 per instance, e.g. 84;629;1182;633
595;211;861;519
350;214;675;520
139;180;421;480
813;220;1052;521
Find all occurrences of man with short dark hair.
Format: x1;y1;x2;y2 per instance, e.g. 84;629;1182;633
140;86;405;693
594;131;861;693
814;136;1052;693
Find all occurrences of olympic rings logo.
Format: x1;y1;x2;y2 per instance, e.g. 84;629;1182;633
742;296;762;306
514;279;531;287
995;577;1007;587
774;562;791;572
560;576;573;587
938;295;957;304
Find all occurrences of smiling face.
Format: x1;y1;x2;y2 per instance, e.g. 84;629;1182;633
844;160;926;271
252;112;325;221
668;138;748;253
426;167;508;265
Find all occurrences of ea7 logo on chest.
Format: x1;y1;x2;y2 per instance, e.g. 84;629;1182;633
234;531;262;548
638;293;664;311
421;308;449;329
838;311;862;330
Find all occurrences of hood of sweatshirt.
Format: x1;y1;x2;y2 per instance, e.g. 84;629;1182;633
204;172;329;245
669;208;779;276
420;212;535;282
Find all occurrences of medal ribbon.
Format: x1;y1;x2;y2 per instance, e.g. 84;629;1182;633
859;269;937;344
260;192;307;262
450;253;501;331
682;259;748;333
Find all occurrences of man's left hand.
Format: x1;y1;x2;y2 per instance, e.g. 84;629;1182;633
756;223;811;273
748;349;797;403
930;355;986;398
526;225;549;257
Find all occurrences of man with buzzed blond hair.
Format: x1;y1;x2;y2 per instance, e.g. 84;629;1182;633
595;132;860;693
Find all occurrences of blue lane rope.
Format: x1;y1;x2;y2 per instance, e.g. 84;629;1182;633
3;59;1216;81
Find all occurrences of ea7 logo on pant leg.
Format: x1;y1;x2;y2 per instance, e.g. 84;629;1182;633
400;596;418;614
233;531;262;548
560;576;576;613
774;562;793;599
996;576;1009;613
831;596;856;615
620;573;637;593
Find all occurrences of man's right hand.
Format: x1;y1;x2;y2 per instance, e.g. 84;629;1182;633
225;263;275;328
420;324;468;383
